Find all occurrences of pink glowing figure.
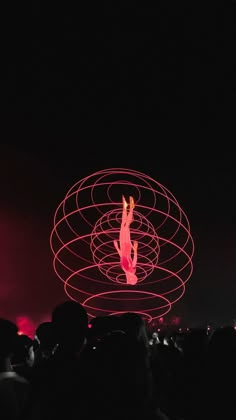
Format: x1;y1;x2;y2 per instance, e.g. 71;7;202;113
114;195;138;285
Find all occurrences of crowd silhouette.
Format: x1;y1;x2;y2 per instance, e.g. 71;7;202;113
0;300;235;420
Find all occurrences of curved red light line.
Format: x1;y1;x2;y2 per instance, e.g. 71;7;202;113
53;198;188;247
50;168;194;320
51;233;94;275
110;311;153;322
55;176;178;230
62;261;185;295
83;289;171;305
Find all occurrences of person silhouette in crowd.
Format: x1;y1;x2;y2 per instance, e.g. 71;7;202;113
87;328;169;420
28;300;89;419
11;334;35;381
0;318;30;419
33;321;57;366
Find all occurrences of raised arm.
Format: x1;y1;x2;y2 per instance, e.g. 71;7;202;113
114;240;121;257
132;240;138;268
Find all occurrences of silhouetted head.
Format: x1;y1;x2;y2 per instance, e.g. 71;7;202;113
12;334;35;367
90;330;153;411
0;318;18;360
35;321;56;351
208;325;236;356
120;312;150;352
52;300;88;352
89;315;121;339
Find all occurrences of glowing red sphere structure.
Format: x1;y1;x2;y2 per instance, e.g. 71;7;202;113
50;168;194;322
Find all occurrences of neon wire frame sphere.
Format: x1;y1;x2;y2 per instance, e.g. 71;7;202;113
50;168;194;322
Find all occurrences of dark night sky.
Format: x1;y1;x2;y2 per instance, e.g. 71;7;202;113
1;3;236;330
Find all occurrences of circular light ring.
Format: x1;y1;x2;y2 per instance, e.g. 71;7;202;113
58;264;186;321
50;168;194;322
82;290;172;321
